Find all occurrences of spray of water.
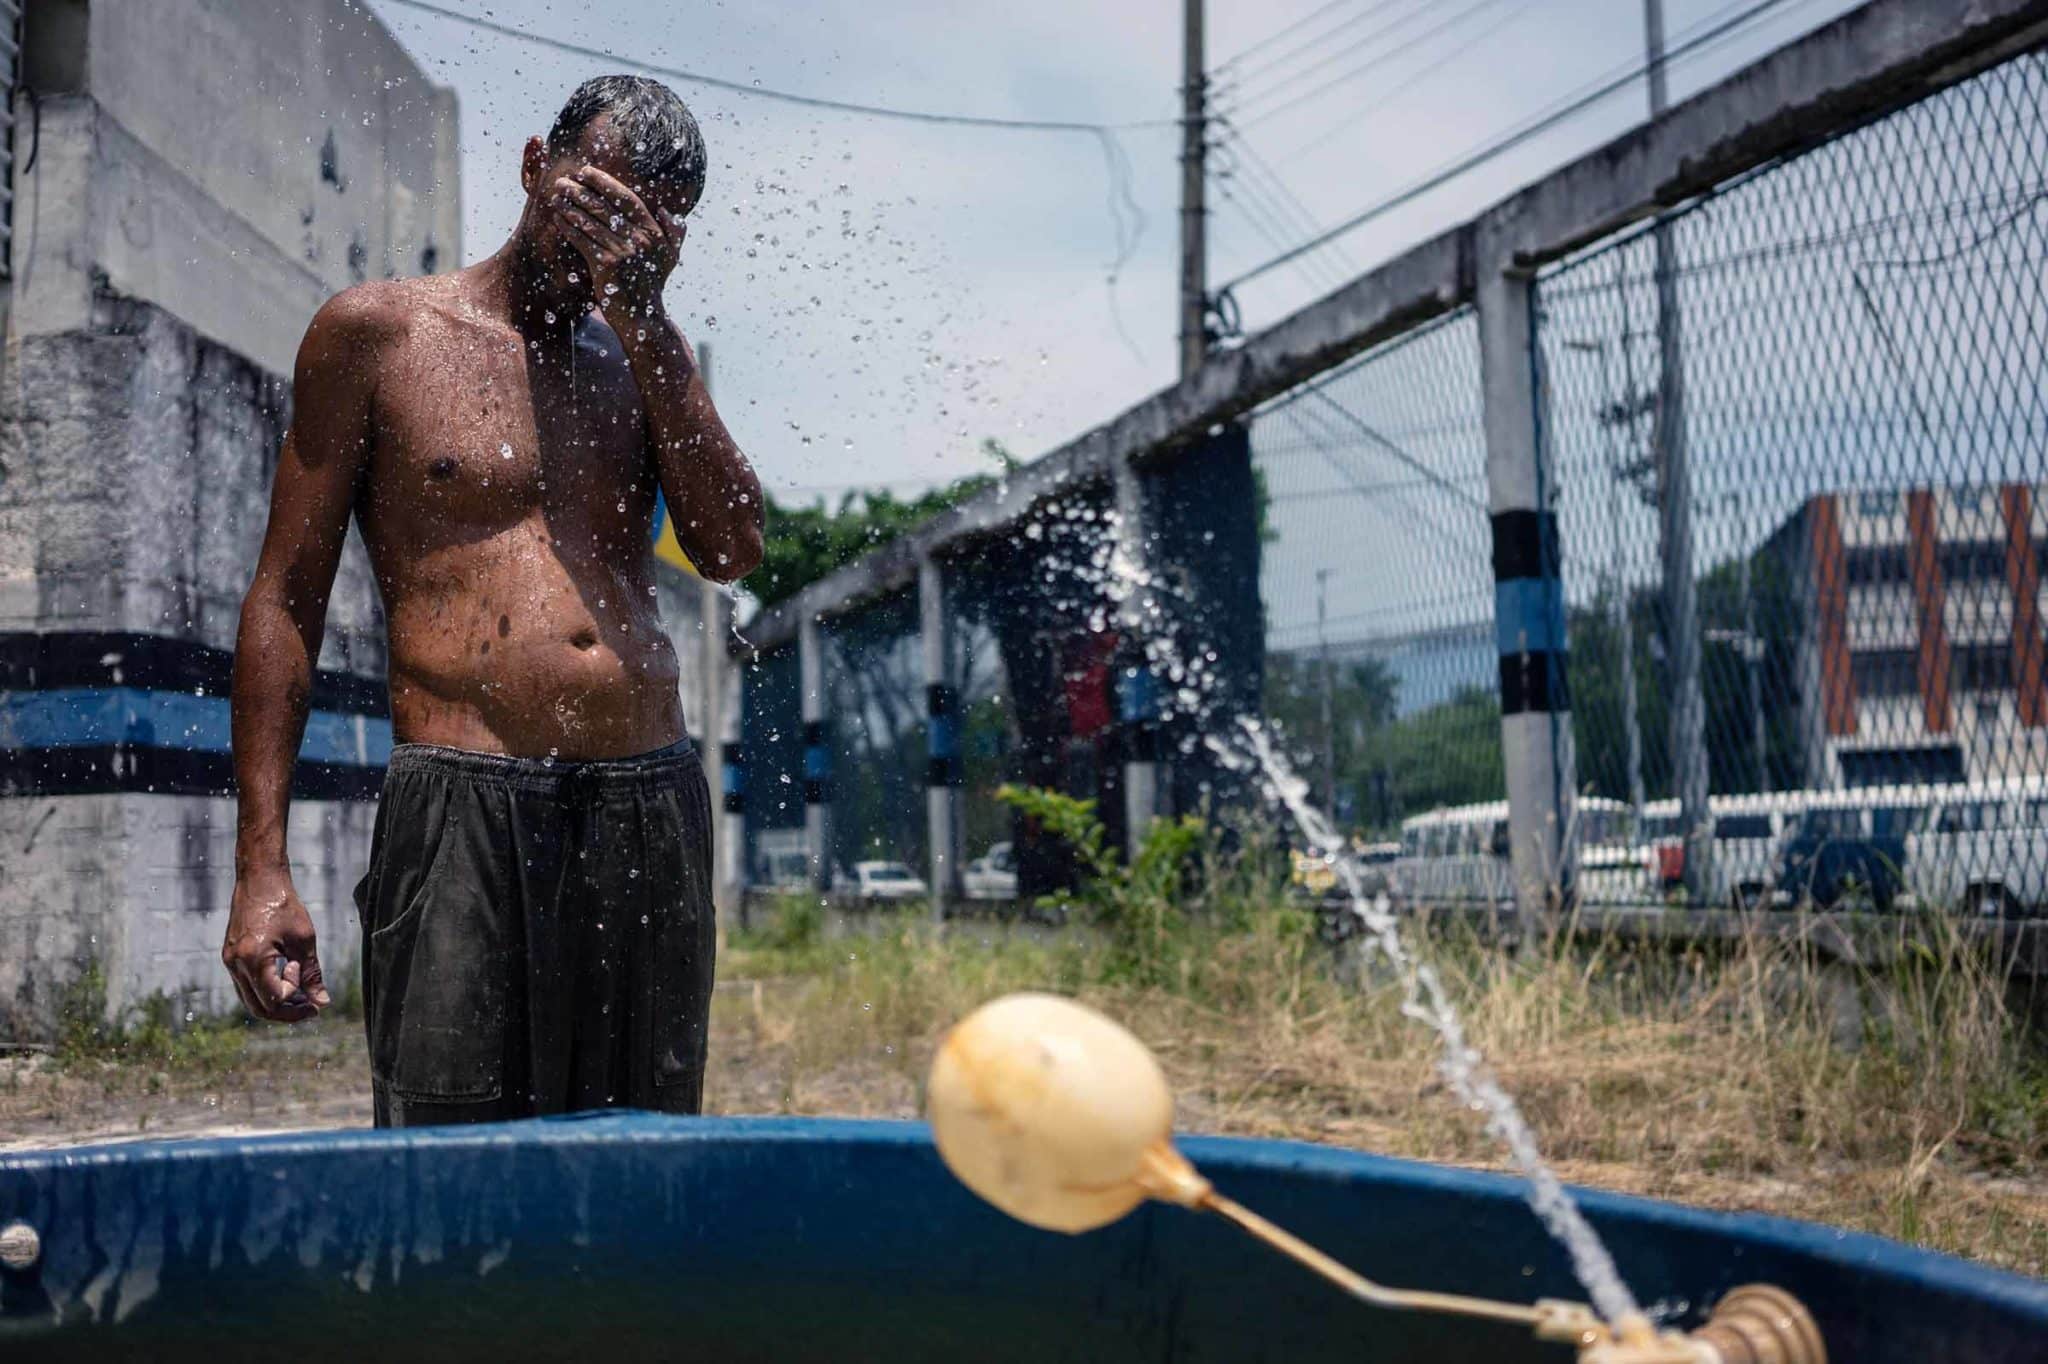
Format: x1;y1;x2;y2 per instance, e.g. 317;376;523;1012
1221;721;1640;1324
1090;506;1643;1325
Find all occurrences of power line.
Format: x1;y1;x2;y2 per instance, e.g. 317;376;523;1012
1218;0;1803;292
1217;0;1432;101
1217;177;1350;293
1213;0;1374;73
1275;0;1540;165
1211;131;1354;292
1224;125;1362;273
1230;0;1522;129
377;0;1175;133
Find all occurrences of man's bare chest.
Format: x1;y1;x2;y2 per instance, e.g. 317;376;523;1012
366;321;654;525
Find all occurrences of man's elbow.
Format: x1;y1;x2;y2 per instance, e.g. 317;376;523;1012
716;516;765;583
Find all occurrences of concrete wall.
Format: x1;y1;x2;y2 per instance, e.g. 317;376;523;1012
0;792;373;1036
11;0;461;372
0;0;458;1037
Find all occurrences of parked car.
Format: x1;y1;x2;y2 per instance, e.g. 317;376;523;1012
1391;798;1632;910
1773;786;1928;912
1899;776;2048;918
835;861;929;901
1630;791;1813;909
963;843;1018;901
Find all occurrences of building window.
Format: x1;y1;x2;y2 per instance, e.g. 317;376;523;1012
1851;648;1918;698
1856;490;1897;518
1846;544;1909;585
1937;540;2005;583
1953;643;2012;693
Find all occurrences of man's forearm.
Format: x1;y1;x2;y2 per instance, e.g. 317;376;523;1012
231;590;317;873
618;307;764;580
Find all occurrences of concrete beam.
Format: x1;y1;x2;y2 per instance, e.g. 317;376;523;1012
1474;0;2048;269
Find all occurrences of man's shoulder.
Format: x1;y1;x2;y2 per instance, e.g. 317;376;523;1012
306;277;431;350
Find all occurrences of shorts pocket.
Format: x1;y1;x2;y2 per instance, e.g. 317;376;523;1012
366;787;508;1104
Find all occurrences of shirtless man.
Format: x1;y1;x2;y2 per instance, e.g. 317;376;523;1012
223;76;762;1126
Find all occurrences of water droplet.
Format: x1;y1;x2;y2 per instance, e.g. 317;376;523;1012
499;442;514;460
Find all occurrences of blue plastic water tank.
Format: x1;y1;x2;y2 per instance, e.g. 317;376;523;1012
1;1115;2042;1361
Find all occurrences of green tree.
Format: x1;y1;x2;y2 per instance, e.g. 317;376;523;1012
1263;652;1398;826
746;439;1018;607
1360;685;1505;820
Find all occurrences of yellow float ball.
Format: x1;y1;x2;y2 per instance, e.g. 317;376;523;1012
927;992;1207;1233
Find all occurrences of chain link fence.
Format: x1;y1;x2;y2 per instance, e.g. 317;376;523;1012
735;27;2048;922
817;592;928;890
1252;308;1504;896
739;644;806;892
1538;47;2048;911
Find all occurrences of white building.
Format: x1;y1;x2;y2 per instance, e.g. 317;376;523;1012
1769;483;2048;790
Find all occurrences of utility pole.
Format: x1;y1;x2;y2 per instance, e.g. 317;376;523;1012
1317;568;1336;820
1178;0;1208;380
1735;490;1768;793
696;344;746;927
1644;0;1712;901
1121;0;1206;856
1566;334;1647;827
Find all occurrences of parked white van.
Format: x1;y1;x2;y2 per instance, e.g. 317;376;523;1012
1393;798;1632;909
1901;776;2048;917
1624;791;1814;909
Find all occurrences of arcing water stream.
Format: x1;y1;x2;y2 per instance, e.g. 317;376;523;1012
1085;503;1645;1326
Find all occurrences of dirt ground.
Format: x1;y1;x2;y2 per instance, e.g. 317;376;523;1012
0;979;892;1150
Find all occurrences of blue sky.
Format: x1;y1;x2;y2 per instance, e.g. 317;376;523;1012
364;0;1864;507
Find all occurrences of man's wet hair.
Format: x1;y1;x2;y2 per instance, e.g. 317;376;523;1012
547;75;707;214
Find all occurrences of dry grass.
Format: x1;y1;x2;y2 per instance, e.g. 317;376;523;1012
704;900;2048;1278
4;875;2040;1281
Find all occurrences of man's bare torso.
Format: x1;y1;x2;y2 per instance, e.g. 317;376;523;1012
349;270;682;760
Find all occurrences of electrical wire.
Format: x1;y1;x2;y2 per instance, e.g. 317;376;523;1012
1218;0;1804;293
1223;124;1362;274
378;0;1176;133
1216;0;1433;105
1213;0;1380;74
1217;176;1350;294
1229;0;1520;129
375;0;1165;336
1212;137;1353;292
1275;0;1541;165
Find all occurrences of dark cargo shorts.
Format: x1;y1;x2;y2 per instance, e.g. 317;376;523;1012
352;738;716;1128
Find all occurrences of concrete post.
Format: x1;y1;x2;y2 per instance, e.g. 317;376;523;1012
1645;0;1712;900
920;553;963;920
798;614;833;894
703;584;748;927
1476;249;1578;940
1113;459;1162;854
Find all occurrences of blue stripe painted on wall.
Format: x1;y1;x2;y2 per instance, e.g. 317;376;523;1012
0;688;391;766
1493;578;1567;657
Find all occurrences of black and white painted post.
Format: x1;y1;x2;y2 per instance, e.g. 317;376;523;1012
798;613;833;894
1477;241;1578;940
920;552;963;919
716;620;748;927
1114;460;1163;853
